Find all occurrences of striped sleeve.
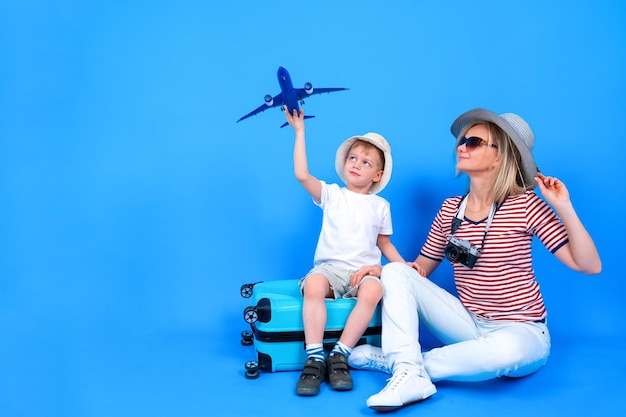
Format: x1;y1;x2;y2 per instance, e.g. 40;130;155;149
420;196;462;261
526;192;569;253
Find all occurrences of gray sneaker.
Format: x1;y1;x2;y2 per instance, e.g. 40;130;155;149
327;353;354;391
347;345;391;374
366;368;436;412
295;358;326;396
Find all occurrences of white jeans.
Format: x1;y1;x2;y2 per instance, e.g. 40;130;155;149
381;262;551;382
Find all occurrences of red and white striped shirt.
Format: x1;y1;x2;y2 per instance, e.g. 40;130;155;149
421;191;568;322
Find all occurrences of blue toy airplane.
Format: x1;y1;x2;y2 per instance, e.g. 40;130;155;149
237;66;348;128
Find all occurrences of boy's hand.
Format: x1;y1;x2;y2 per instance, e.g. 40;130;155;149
350;265;383;287
284;107;305;132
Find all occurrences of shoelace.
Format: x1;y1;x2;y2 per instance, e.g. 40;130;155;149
366;351;389;371
382;371;408;392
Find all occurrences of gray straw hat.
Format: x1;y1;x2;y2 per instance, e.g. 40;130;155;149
335;132;392;194
450;108;538;188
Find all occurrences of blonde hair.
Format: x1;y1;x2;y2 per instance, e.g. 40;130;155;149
457;122;529;205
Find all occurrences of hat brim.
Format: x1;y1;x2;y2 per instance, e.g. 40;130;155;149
335;133;392;194
450;108;537;188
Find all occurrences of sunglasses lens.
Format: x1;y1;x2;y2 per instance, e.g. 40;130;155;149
460;137;483;148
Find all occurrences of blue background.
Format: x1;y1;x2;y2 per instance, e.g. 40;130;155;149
1;1;624;416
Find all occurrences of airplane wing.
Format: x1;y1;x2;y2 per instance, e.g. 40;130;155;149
294;87;349;101
237;92;285;123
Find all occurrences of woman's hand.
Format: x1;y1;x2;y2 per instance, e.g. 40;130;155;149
406;261;426;277
350;265;383;288
535;173;570;208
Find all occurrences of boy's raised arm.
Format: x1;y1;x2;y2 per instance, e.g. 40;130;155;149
285;108;322;201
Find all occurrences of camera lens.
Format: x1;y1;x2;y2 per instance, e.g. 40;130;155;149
445;246;460;262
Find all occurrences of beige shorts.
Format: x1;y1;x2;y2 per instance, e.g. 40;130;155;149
299;263;381;299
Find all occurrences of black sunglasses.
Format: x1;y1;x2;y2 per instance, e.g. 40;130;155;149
459;136;498;149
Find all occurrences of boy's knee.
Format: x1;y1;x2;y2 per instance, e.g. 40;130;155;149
302;274;330;298
355;278;382;304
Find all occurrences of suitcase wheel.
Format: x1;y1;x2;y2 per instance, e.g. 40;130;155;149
240;330;253;346
243;306;258;324
240;284;254;298
244;360;260;379
240;282;262;298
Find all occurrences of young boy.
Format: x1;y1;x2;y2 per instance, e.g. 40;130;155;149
284;108;404;396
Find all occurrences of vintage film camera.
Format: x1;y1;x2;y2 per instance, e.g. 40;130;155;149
444;236;480;268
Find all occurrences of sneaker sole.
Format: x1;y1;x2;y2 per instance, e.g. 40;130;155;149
296;389;320;396
367;390;435;411
329;383;354;391
369;405;403;412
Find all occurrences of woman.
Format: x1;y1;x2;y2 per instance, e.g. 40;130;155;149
347;108;602;412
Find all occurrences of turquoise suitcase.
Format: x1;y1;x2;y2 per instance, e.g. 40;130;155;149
240;279;381;378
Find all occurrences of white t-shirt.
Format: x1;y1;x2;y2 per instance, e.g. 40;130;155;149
312;181;393;270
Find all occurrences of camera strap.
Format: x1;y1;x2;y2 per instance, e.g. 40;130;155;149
451;195;497;252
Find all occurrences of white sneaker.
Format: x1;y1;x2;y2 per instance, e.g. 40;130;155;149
366;368;436;412
347;345;391;374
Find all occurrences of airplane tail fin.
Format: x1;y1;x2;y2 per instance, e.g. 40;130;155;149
280;115;315;128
